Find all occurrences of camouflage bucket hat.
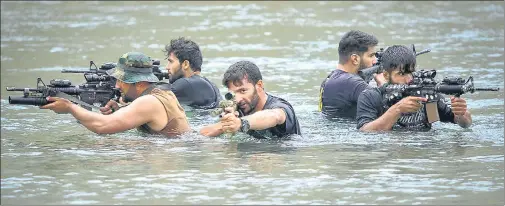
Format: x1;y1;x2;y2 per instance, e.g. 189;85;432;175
106;52;159;83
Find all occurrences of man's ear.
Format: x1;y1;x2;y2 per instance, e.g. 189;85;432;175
256;80;264;91
135;82;147;91
351;54;360;66
182;60;190;71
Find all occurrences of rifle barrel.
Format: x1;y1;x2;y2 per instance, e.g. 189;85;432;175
61;69;107;74
6;87;41;92
6;86;115;94
475;87;500;91
416;49;431;56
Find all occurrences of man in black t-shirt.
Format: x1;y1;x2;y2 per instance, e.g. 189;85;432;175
200;61;301;139
319;30;386;118
163;37;222;109
356;45;473;131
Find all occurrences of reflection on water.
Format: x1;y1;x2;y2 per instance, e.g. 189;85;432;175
1;1;504;205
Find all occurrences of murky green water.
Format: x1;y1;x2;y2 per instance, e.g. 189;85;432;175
1;1;504;205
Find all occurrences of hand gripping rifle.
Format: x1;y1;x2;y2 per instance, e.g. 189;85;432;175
358;44;431;83
210;92;242;137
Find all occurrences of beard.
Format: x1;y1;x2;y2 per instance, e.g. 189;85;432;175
169;66;185;84
122;84;138;103
238;87;260;115
122;95;135;103
358;60;369;71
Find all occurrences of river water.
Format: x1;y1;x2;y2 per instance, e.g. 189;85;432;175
1;1;504;205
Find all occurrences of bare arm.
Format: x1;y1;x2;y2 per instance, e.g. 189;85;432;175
242;108;286;130
200;109;286;137
200;122;225;137
68;95;162;134
455;111;472;128
359;96;427;132
359;104;402;132
217;108;288;135
450;97;472;128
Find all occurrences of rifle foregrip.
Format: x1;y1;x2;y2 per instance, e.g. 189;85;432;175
8;96;51;106
436;85;465;95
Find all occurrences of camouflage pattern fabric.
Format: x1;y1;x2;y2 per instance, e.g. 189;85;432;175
107;52;159;83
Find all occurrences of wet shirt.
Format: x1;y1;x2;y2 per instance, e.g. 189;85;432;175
171;75;222;109
137;87;191;137
320;70;371;118
356;87;456;130
240;93;301;139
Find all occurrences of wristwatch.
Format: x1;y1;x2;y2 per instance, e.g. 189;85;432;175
239;118;250;133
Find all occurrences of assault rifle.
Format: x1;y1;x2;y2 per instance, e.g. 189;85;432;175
381;69;500;107
358;44;431;83
6;78;120;111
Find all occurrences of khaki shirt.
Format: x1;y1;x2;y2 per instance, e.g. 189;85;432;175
137;88;191;137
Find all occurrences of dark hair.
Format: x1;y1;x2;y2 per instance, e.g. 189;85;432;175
381;45;416;73
222;61;263;87
338;30;378;64
163;37;202;72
